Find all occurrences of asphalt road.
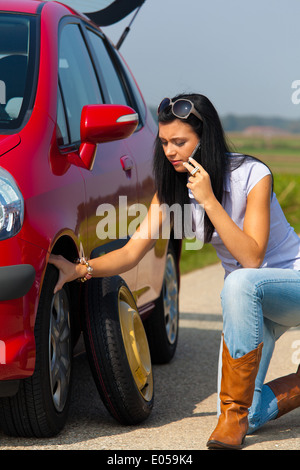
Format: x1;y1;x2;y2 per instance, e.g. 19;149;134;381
0;263;299;451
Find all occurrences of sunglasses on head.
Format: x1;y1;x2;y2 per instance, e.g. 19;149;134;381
157;97;203;122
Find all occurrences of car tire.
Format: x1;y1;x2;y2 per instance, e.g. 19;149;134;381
0;265;72;437
83;275;154;425
144;243;179;364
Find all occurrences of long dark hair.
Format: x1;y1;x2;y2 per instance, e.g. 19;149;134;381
153;93;232;242
153;93;273;243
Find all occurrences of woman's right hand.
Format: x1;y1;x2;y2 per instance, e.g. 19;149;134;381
48;254;81;294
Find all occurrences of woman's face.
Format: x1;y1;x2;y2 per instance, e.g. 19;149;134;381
158;119;200;173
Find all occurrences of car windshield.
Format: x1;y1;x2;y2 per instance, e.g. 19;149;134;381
0;14;37;133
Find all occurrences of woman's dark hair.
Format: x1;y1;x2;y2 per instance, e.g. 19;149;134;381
153;93;273;243
153;93;231;242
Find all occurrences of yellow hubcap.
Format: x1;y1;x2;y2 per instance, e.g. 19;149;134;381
118;287;153;401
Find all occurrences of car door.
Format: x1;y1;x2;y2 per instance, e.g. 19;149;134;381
58;20;139;290
91;32;168;309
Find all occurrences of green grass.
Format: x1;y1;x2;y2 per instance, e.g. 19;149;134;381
179;242;219;275
179;133;300;274
273;173;300;234
227;133;300;173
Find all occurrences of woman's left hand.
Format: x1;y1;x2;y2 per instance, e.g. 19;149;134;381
48;254;81;293
183;157;215;208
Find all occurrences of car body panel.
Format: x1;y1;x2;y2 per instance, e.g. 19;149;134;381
0;0;170;382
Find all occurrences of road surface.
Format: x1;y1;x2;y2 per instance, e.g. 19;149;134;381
0;263;299;450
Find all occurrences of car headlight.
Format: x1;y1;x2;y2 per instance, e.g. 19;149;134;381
0;168;24;240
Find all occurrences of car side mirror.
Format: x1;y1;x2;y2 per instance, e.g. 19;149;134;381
68;104;139;171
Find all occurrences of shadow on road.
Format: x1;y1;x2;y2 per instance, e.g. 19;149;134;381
0;267;299;449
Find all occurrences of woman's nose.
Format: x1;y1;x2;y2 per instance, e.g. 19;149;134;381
165;144;176;156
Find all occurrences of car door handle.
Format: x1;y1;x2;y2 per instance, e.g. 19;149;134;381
120;155;134;172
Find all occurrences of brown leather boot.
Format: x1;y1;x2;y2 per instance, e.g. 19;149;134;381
266;365;300;419
207;335;263;450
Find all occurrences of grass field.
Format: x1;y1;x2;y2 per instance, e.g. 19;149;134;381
227;132;300;174
179;132;300;274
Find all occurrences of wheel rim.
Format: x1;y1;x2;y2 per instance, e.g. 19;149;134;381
49;289;72;413
118;287;153;402
163;253;179;345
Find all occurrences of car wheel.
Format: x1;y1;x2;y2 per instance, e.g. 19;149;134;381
0;265;72;437
83;275;153;425
144;243;179;364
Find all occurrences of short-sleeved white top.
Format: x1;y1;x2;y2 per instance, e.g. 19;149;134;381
188;154;300;277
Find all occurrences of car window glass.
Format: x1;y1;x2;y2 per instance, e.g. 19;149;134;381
0;14;36;131
57;87;69;146
58;24;103;143
86;30;128;107
116;54;146;125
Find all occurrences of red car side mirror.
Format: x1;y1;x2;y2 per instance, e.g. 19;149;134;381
77;104;139;171
81;104;139;144
66;104;138;171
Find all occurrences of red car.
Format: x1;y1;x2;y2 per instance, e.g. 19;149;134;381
0;0;180;437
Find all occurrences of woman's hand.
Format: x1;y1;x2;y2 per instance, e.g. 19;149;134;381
48;254;82;294
183;157;215;208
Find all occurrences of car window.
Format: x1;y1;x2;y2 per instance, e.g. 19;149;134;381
0;14;37;132
86;30;129;107
58;24;103;144
113;51;146;126
57;87;69;146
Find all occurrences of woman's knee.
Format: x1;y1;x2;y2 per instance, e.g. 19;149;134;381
221;268;264;332
221;268;259;306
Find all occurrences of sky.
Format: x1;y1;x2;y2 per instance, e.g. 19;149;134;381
49;0;300;120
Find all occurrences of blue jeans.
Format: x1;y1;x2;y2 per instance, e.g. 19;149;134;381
217;268;300;433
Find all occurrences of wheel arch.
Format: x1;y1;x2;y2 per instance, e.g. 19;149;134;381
48;234;83;344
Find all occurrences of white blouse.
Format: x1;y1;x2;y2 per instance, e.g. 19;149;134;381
188;155;300;277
